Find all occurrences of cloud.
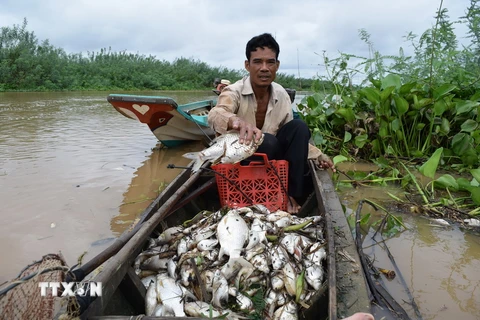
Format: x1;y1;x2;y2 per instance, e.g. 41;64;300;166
0;0;473;79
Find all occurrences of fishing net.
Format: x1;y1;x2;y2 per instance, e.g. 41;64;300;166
0;253;69;320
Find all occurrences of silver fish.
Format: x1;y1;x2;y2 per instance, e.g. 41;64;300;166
197;238;218;251
183;131;265;172
304;261;323;290
156;226;184;245
156;273;186;317
245;229;267;250
271;273;285;291
217;209;249;260
141;275;156;289
167;257;177;279
228;286;253;311
211;269;229;308
249;253;270;274
145;280;157;316
273;300;298;320
282;261;297;296
266;210;291;222
141;256;169;271
307;243;326;265
185;301;225;318
271;245;289;270
274;216;292;228
180;262;195;287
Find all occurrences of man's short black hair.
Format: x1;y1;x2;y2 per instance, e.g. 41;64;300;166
245;33;280;61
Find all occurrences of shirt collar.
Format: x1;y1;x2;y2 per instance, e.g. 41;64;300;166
242;76;279;103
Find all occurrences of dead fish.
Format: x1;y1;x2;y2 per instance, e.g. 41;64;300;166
283;261;297;296
185;301;225;318
245;229;267;250
271;273;285;291
183;131;265;172
211;269;229;308
141;256;169;271
271;245;289;270
266;210;291;222
304;261;323;290
204;248;219;262
141;275;156;289
197;238;218;251
251;204;271;215
307;243;326;265
275;216;293;228
157;226;184;245
180;262;195;287
228;286;253;311
273;300;297;320
217;209;248;258
156;273;186;317
217;209;254;281
145;279;157;316
201;269;215;293
249;253;270;274
167;257;177;279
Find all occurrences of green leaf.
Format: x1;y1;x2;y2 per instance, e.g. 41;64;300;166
354;134;369;148
433;83;456;100
457;177;473;192
451;133;471;155
461;149;479;167
333;155;348;165
434;174;459;190
393;95;409;116
399;82;416;95
381;74;401;90
456;100;480;115
470;91;480;101
471;168;480;184
360;87;380;104
380;86;395;102
434;99;447;116
391;119;400;131
335;108;356;123
461;119;478;132
440;118;450;135
471;187;480;205
360;213;371;225
344;131;352;143
419;147;443;179
313;132;324;145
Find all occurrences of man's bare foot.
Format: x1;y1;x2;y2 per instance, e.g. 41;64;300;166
287;196;301;214
341;312;374;320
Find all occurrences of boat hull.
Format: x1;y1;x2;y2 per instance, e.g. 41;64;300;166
107;94;215;147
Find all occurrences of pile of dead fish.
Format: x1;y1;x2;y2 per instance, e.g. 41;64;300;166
134;205;327;320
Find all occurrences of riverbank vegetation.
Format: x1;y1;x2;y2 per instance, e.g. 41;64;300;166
298;0;480;226
0;19;315;92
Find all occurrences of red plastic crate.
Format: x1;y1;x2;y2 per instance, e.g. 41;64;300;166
211;153;289;211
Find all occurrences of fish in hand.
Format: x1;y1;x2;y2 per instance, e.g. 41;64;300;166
183;131;264;172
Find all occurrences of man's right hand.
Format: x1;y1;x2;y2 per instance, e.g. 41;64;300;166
229;116;262;145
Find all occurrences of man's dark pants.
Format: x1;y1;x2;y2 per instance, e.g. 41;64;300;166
253;119;313;200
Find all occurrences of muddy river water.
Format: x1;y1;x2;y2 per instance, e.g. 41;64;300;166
0;91;478;319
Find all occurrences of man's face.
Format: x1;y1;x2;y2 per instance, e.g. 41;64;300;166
245;47;280;88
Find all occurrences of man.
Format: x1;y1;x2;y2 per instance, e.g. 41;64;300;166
208;33;334;213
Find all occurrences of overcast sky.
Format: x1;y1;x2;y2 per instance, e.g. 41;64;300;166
0;0;473;79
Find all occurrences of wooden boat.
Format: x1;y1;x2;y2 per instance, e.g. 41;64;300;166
60;159;370;320
106;89;298;148
107;94;216;148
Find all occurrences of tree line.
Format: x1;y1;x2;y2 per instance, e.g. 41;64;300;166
0;19;316;92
